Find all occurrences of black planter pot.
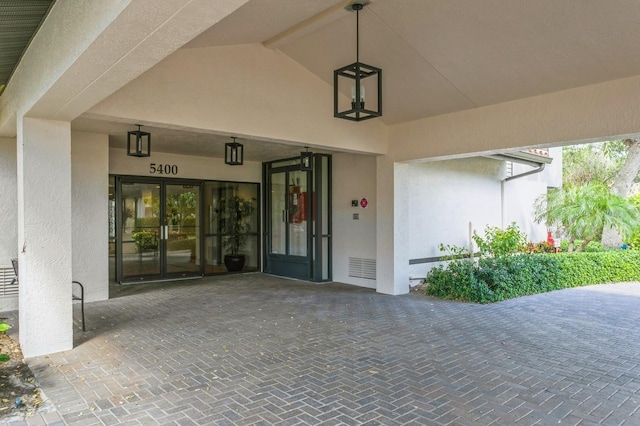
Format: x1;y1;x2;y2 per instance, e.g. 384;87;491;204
224;254;246;272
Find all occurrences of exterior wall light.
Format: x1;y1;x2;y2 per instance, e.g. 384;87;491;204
301;147;313;171
225;137;244;165
127;124;151;157
334;3;382;121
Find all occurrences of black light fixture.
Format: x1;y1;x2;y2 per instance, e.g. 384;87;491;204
127;124;151;157
225;137;244;165
301;147;313;171
334;2;382;121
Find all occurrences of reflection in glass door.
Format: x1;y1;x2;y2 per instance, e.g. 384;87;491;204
165;184;200;276
288;170;308;257
120;181;161;279
270;172;286;256
117;178;202;282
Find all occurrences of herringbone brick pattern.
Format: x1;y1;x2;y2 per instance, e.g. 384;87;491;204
4;275;640;425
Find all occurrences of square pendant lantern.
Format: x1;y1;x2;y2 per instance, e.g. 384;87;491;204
225;137;244;166
334;3;382;121
127;124;151;157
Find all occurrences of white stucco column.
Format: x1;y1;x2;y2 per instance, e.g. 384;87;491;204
376;155;410;295
17;117;73;357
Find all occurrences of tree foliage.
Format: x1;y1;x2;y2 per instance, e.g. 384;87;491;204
534;182;640;251
562;141;626;187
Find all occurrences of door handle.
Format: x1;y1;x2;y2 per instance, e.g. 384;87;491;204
160;225;168;240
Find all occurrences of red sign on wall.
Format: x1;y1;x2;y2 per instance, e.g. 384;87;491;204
360;198;368;209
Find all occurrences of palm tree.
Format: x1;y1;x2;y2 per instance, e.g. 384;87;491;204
534;182;640;251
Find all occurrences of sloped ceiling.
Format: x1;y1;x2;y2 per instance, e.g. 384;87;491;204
74;0;640;159
185;0;640;125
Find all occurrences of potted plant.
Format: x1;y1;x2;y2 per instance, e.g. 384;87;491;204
219;194;255;272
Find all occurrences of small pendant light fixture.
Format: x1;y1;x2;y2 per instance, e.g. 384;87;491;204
225;137;244;165
300;147;313;171
127;124;151;157
334;2;382;121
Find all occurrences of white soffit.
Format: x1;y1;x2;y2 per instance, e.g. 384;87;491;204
183;0;640;125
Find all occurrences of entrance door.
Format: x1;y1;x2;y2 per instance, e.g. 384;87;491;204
267;167;311;279
264;155;331;281
117;177;202;282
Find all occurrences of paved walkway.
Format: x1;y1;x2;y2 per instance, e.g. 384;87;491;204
3;274;640;425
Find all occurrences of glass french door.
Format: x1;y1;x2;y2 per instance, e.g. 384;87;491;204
264;155;331;282
116;177;202;282
267;167;311;279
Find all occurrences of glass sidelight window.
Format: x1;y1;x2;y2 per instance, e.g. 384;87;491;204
165;184;201;275
203;182;260;274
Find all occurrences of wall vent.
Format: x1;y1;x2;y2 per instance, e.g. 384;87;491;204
0;267;18;297
348;257;376;280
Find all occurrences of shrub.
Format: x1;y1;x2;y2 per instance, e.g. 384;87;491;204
554;250;640;287
472;222;527;258
526;241;556;254
132;230;158;252
167;238;196;255
560;240;606;252
0;322;10;362
583;241;605;252
628;234;640;250
425;250;640;303
423;260;495;303
135;217;159;230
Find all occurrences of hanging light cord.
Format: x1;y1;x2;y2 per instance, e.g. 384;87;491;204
356;6;359;64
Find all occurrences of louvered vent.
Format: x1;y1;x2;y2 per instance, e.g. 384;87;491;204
0;267;18;297
348;257;376;280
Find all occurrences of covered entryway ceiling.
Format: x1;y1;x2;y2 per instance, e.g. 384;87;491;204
72;0;640;160
186;0;640;125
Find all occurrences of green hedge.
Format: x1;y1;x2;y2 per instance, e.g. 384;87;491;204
135;217;159;229
425;250;640;303
168;238;196;254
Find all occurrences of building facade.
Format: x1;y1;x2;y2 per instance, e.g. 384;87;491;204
0;1;637;357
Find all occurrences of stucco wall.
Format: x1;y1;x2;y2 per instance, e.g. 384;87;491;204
406;158;504;280
503;179;548;243
0;138;17;264
504;146;563;242
110;148;262;183
405;156;556;280
72;132;109;302
332;153;377;288
89;44;387;156
0;138;18;311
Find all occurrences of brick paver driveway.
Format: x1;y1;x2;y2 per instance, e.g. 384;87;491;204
5;275;640;425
